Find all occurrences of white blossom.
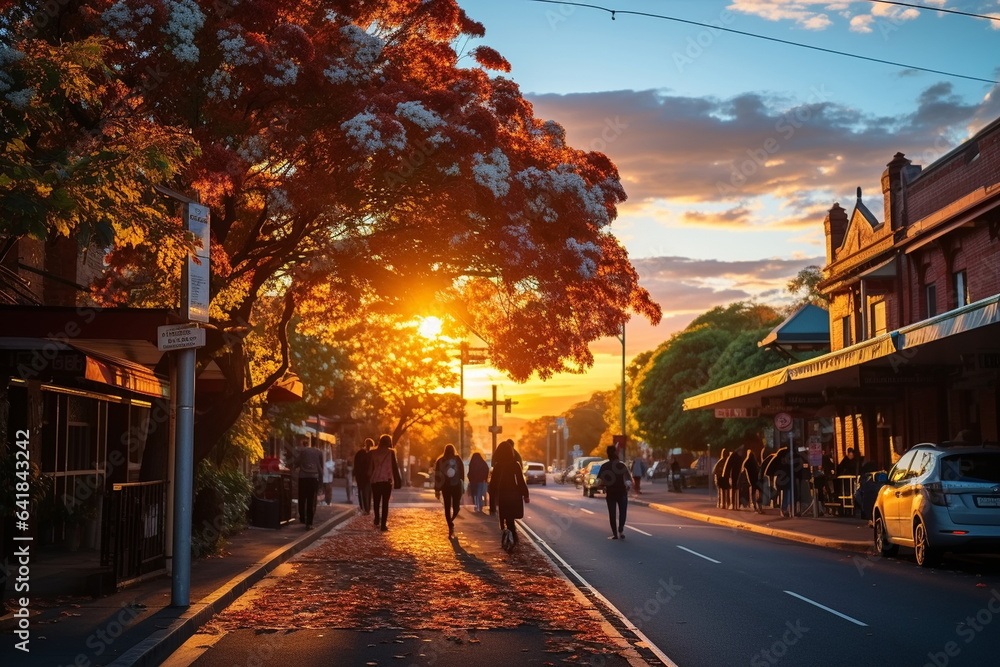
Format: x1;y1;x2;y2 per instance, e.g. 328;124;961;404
440;163;461;177
0;46;24;93
163;0;205;63
341;111;405;155
4;88;34;108
323;25;384;85
264;60;299;86
102;1;139;40
237;135;268;164
205;69;235;100
472;148;510;198
566;238;600;279
395;101;443;130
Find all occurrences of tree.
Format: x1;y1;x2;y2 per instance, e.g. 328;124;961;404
786;265;828;308
1;1;660;466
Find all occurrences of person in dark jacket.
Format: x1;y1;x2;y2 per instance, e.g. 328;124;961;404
714;448;730;509
433;444;466;538
723;445;745;510
467;452;490;512
596;445;633;540
488;440;529;549
353;438;373;515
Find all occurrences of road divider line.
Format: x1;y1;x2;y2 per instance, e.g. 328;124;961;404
549;496;562;501
625;526;652;536
676;545;721;563
518;520;679;667
784;590;868;627
579;508;595;515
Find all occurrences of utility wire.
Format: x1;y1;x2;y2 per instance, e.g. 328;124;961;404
528;0;998;85
866;0;1000;22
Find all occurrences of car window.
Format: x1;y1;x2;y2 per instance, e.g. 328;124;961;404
888;450;916;484
940;453;1000;483
906;452;931;480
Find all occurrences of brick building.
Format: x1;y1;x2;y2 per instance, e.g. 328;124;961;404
685;115;1000;475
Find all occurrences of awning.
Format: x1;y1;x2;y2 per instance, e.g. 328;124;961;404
897;295;1000;350
787;332;899;380
682;367;789;411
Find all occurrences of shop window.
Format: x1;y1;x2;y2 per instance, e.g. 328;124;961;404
841;315;852;347
925;284;937;318
954;270;969;308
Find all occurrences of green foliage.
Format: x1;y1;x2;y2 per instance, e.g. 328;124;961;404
786;266;829;308
191;459;252;558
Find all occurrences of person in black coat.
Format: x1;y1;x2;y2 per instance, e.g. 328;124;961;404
741;449;762;513
488;440;529;548
714;448;730;509
723;445;745;510
597;445;633;540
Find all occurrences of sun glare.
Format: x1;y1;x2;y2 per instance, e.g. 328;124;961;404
417;316;443;339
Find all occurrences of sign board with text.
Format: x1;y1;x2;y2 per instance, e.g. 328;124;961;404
158;324;206;351
183;202;211;323
714;407;760;418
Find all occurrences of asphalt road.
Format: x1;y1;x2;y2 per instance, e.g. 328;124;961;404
524;482;1000;667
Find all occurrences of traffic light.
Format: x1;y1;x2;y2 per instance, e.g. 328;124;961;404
504;398;512;413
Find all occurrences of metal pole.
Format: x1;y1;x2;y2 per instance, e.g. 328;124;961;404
171;347;196;607
789;430;796;518
490;384;498;456
460;350;466;460
620;323;626;443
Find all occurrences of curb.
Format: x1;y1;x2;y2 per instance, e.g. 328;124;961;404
638;500;873;555
107;507;355;667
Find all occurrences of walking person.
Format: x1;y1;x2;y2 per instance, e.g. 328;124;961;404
467;451;490;512
488;439;529;551
597;445;633;540
433;444;465;538
741;448;762;513
293;437;324;530
630;457;647;495
353;438;373;515
368;434;402;531
724;445;745;510
670;457;683;492
714;448;730;509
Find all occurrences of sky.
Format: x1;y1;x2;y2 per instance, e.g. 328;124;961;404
450;0;1000;441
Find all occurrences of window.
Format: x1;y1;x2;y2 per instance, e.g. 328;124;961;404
925;284;937;318
869;300;887;337
954;270;970;308
841;315;853;347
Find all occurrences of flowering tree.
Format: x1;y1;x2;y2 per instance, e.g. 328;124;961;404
1;0;660;464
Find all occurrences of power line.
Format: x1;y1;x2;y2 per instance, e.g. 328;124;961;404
527;0;998;85
866;0;1000;22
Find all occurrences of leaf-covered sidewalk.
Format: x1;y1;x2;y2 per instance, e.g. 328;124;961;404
210;508;644;663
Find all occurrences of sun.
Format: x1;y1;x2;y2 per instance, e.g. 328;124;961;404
417;315;443;339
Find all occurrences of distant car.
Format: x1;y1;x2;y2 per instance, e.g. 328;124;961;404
873;443;1000;567
583;460;609;498
523;462;547;485
571;456;602;487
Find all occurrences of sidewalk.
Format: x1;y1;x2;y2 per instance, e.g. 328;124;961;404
1;481;873;667
631;478;873;554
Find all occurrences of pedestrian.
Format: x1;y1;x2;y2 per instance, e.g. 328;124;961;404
741;448;762;513
759;450;777;509
467;451;490;512
670;458;683;492
368;434;402;531
353;438;373;515
488;439;529;551
836;447;861;477
433;444;466;538
323;454;335;505
724;445;745;510
713;448;730;509
630;457;647;495
596;444;632;540
293;437;324;530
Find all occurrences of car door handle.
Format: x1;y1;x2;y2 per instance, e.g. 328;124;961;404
894;491;901;497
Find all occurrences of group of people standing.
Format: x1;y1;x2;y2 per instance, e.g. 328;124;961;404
350;435;403;531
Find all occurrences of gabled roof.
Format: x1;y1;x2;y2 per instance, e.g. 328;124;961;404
758;303;830;348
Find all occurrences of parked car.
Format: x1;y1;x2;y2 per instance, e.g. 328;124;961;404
873;443;1000;567
583;460;609;498
523;461;547;485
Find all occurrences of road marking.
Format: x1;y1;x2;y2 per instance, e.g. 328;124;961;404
625;525;652;536
784;590;868;627
676;545;721;563
517;521;679;667
579;508;595;515
549;495;562;501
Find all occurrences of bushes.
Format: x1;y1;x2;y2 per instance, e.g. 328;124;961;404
191;459;252;558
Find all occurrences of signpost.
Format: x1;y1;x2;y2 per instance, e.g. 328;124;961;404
157;324;206;352
774;412;796;517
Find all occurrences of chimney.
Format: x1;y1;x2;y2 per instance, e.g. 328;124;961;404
825;202;848;264
881;152;911;231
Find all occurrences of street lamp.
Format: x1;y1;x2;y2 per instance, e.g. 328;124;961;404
616;322;626;460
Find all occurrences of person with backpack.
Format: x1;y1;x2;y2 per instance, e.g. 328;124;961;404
488;439;529;551
434;444;466;538
293;437;324;530
367;434;402;531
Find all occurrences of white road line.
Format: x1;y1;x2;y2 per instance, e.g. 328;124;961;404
579;508;595;515
784;590;868;627
676;545;721;563
625;525;652;536
517;521;679;667
549;495;562;501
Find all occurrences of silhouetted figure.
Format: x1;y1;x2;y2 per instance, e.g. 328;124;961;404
434;443;466;538
294;438;323;529
489;440;529;550
467;452;490;512
597;445;633;540
368;434;402;531
353;438;373;515
723;445;745;510
741;449;762;513
714;448;730;508
670;458;682;493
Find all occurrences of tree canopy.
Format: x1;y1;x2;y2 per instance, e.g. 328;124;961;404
1;1;660;463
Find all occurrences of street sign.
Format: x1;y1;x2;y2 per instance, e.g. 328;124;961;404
488;425;503;434
714;407;760;418
184;202;211;323
157;324;206;351
774;412;793;432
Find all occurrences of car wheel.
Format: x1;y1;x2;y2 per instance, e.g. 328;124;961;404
588;488;594;498
913;520;941;568
873;513;898;557
583;487;588;497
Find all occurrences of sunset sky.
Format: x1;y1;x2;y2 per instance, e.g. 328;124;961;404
453;0;1000;440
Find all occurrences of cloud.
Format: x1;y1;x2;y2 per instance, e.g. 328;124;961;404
528;83;997;228
728;0;925;31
